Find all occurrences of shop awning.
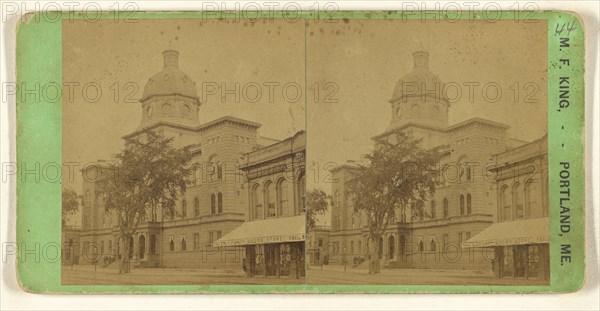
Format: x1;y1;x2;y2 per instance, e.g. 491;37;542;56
463;217;549;248
214;215;305;247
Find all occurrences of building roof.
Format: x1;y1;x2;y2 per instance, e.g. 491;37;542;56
140;50;199;102
240;131;305;170
122;116;261;140
389;51;447;103
445;117;510;133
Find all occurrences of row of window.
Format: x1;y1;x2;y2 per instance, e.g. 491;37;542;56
168;231;221;252
499;180;544;222
416;232;471;252
430;194;473;220
168;193;224;220
251;174;306;220
331;193;474;230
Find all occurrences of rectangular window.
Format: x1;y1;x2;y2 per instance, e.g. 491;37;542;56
443;234;449;249
350;241;354;254
208;232;214;244
217;231;222;240
527;245;540;278
108;240;113;253
458;232;463;245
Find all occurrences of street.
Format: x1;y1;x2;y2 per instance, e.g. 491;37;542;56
306;265;550;286
61;265;305;285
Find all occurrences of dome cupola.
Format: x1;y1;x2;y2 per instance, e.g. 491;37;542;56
141;50;199;101
388;51;449;130
138;50;201;129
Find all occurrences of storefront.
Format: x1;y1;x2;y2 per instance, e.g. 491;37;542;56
464;217;550;281
215;215;306;278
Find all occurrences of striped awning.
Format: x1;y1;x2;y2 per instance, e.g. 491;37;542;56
463;217;549;248
214;215;305;247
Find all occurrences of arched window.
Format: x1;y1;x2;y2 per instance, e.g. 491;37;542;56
388;236;395;259
216;161;223;180
211;194;216;214
277;179;288;216
181;237;187;251
458;157;468;182
430;238;436;251
525;180;537;218
513;183;524;219
207;155;218;182
138;235;145;259
298;173;306;213
459;195;465;215
466;194;472;214
181;199;187;218
194;197;200;217
443;198;449;218
217;192;223;214
430;200;436;219
253;184;263;220
500;185;510;221
169;238;174;251
149;234;156;255
195;167;201;185
265;182;276;218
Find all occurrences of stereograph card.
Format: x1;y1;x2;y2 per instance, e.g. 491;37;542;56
14;10;585;293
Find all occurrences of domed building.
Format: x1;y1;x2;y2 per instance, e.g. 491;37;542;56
77;50;306;271
320;51;548;281
138;50;201;129
388;51;449;131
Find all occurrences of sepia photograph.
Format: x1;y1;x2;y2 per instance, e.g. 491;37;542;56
60;18;306;285
305;19;550;285
4;0;593;306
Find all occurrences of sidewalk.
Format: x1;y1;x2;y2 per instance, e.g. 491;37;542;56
306;264;548;286
61;265;304;285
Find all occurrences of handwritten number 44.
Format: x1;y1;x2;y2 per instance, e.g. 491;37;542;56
555;20;577;37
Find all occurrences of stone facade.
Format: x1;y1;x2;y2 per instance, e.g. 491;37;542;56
322;51;538;271
486;135;549;280
74;50;282;269
234;131;306;277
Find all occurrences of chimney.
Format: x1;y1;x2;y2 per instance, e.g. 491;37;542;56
162;49;179;68
413;51;429;69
